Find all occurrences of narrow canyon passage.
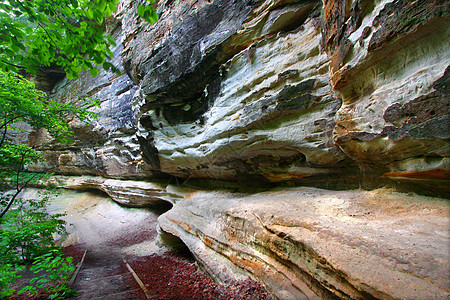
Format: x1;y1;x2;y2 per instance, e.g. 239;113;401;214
40;188;271;300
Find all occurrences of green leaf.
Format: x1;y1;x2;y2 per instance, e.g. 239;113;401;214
0;3;11;12
104;6;112;17
102;62;112;70
108;2;117;13
137;4;145;17
0;0;123;79
85;8;94;19
98;0;106;12
62;7;72;15
66;71;77;79
89;68;100;77
137;5;158;23
106;35;116;46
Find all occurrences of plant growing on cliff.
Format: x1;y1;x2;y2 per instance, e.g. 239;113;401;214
137;0;158;24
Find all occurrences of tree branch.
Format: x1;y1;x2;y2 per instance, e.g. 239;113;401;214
0;187;23;220
0;171;40;220
0;60;26;70
0;124;7;149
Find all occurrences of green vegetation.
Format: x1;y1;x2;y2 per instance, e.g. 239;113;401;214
0;70;100;220
22;249;76;299
0;192;66;264
0;193;75;299
0;0;158;78
0;0;158;297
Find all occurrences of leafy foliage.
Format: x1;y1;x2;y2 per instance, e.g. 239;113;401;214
138;0;158;23
0;191;75;299
0;191;66;264
0;70;100;219
0;0;158;79
0;0;158;297
0;70;100;145
18;249;76;299
0;263;22;298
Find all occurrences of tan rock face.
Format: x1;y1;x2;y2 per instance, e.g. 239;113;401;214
52;175;183;207
26;1;450;298
159;187;450;299
323;0;450;195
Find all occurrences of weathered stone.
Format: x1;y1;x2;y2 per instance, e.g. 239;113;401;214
22;0;450;298
28;2;154;179
49;175;183;207
322;0;450;194
144;15;349;184
29;0;449;194
159;187;450;299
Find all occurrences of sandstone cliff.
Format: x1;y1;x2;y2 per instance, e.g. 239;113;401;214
27;0;449;299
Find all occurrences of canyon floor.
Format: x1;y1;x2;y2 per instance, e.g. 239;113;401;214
25;188;271;299
16;185;450;299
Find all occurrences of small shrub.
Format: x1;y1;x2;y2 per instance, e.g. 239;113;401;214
0;264;22;298
18;249;76;299
0;189;75;298
0;191;66;265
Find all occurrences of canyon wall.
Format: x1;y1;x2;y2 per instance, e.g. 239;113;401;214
28;0;449;299
32;0;449;197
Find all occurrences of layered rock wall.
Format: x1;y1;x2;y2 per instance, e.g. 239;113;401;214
159;187;450;299
25;0;450;299
30;0;449;197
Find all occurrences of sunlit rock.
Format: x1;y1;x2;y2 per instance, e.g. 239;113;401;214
160;187;450;299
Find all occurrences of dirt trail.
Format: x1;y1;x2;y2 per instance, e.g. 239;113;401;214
31;189;272;299
68;249;146;300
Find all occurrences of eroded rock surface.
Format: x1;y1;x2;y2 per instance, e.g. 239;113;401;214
22;0;450;298
324;0;450;196
28;0;449;196
46;175;183;207
159;187;450;299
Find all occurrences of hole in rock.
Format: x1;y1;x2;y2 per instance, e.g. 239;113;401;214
144;199;174;215
159;229;194;260
83;188;110;198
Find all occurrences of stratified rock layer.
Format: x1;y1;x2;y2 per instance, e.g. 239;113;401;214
25;0;450;299
324;0;450;196
54;175;183;207
159;187;450;299
30;0;449;196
